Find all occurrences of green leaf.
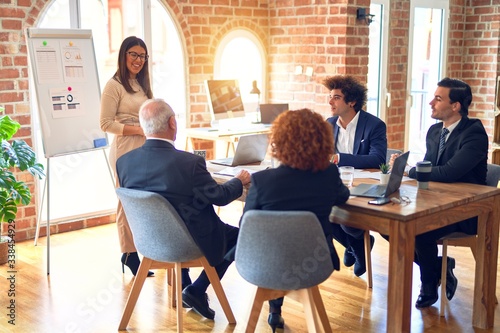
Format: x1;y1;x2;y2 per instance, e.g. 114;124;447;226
0;191;18;222
10;182;32;205
11;140;38;171
0;170;16;191
0;116;21;142
0;111;44;224
379;163;390;174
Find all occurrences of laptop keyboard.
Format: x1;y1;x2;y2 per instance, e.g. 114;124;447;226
363;185;386;197
210;157;233;166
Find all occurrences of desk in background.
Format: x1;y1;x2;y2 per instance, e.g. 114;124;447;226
185;127;271;158
330;180;500;332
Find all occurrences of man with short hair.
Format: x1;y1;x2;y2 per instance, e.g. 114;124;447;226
395;77;488;308
116;98;251;320
323;75;387;277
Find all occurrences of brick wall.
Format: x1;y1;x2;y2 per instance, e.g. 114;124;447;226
0;0;498;241
0;1;42;241
458;0;499;148
266;0;371;118
386;0;411;149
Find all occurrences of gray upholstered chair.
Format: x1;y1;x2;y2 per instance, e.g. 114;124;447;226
439;163;500;316
486;163;500;187
116;188;236;332
235;210;333;333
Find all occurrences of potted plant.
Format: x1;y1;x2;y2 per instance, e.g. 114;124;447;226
0;106;44;264
379;163;390;185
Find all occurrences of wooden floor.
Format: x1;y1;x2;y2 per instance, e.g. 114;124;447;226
2;201;500;333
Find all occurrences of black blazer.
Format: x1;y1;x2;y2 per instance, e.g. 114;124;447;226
241;164;350;269
408;116;488;234
327;110;387;169
408;116;488;184
116;139;243;266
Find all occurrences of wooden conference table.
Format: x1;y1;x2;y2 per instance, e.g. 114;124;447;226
329;178;500;332
209;164;500;331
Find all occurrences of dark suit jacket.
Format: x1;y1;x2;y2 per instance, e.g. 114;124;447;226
241;164;350;270
408;116;488;233
116;139;243;266
327;110;387;169
408;116;488;184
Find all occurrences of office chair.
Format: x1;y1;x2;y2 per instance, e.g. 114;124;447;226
235;210;333;333
438;163;500;316
116;188;236;332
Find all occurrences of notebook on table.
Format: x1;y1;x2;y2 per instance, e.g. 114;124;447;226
349;151;410;198
209;133;269;167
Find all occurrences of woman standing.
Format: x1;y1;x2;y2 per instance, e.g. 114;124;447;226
100;36;153;276
241;108;350;331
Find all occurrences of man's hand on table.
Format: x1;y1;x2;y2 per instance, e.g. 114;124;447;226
235;170;251;186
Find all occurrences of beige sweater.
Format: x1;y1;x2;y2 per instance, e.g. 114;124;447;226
100;78;150;135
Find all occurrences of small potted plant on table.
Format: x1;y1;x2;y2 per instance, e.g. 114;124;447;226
379;163;390;185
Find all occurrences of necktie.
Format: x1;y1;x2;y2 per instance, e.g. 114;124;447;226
438;127;449;157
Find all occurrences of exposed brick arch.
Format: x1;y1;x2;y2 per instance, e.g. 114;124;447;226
208;19;268;58
164;0;192;57
187;19;269;128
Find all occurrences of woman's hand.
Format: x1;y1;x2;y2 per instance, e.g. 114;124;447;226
123;124;144;136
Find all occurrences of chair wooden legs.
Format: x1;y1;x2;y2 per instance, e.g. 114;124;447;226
167;268;177;308
174;263;184;332
299;287;332;333
244;288;267;333
118;257;153;330
364;231;373;288
440;234;498;317
118;256;236;331
440;239;450;316
200;256;236;324
308;286;331;333
243;286;332;333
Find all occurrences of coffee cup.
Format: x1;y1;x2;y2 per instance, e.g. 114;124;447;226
416;161;432;189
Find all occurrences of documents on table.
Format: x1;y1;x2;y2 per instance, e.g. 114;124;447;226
353;170;373;179
214;165;269;177
354;169;412;182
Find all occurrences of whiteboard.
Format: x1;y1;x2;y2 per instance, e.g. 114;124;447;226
26;28;108;158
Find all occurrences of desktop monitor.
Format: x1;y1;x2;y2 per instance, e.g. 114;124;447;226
205;79;246;121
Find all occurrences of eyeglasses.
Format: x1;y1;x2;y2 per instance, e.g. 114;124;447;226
126;51;149;62
390;196;411;205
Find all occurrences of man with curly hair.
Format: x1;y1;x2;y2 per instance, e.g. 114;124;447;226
323;75;388;277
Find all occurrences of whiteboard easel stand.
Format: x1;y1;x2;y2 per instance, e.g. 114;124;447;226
34;148;115;275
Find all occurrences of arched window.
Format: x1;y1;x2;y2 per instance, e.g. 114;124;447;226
214;30;266;119
35;0;186;221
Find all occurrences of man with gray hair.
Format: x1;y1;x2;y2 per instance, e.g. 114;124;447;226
116;98;251;320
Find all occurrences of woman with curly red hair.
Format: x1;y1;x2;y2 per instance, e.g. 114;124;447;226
241;108;350;331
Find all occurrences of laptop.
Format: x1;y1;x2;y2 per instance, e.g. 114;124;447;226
259;104;289;124
349;151;410;198
209;133;269;166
